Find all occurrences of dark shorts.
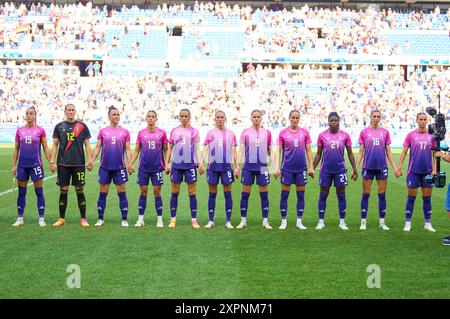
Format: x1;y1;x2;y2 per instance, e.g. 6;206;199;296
206;169;234;185
362;168;388;180
407;173;433;189
98;167;128;185
137;170;164;186
17;165;44;182
241;167;270;186
281;170;307;185
57;166;85;187
171;168;197;183
319;171;348;188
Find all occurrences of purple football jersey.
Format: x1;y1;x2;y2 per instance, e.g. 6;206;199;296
16;125;46;168
98;127;130;170
278;127;311;172
240;127;272;172
317;129;352;174
169;126;200;170
204;128;237;172
358;127;391;170
403;130;437;174
136;128;168;173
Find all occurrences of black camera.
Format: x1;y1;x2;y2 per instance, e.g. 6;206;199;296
425;106;447;188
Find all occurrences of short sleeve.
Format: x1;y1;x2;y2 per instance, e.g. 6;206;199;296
83;123;91;140
15;129;20;142
385;130;391;145
125;130;130;142
317;134;323;147
52;124;59;139
267;130;272;146
304;130;312;145
97;129;103;141
277;131;283;146
358;130;364;145
194;128;200;144
204;131;211;145
162;130;169;144
403;133;411;148
40;127;46;138
240;130;246;146
169;128;175;145
136;131;141;145
232;132;237;146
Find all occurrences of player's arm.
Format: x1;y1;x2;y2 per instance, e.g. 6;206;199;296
306;143;315;178
355;144;364;170
385;145;398;171
346;144;358;181
49;137;59;173
233;145;239;178
129;143;141;174
436;151;450;163
396;146;409;177
312;145;323;170
274;144;282;179
201;144;209;171
432;150;437;176
41;136;52;164
90;139;102;163
165;144;173;174
196;142;205;174
11;140;19;176
84;138;93;171
125;140;132;172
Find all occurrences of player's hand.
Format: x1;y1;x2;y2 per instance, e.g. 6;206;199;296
165;164;171;175
432;169;437;176
86;161;93;171
198;165;206;175
11;165;16;177
128;165;135;175
351;170;358;181
50;163;57;173
274;169;281;179
234;168;240;179
435;151;443;158
307;167;315;178
394;168;402;178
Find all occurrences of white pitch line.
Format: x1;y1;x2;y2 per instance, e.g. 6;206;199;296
0;161;100;197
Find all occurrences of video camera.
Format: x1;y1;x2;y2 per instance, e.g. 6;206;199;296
424;103;448;188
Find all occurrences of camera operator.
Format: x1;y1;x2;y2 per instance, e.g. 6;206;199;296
435;150;450;246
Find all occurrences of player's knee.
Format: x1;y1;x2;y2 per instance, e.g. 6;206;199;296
153;189;161;197
188;190;196;197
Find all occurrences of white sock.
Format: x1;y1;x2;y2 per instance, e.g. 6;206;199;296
281;218;287;224
340;218;346;225
425;222;432;226
318;218;324;224
157;216;163;223
18;217;24;221
361;219;366;224
297;218;302;224
138;215;144;222
241;217;247;223
379;218;385;224
39;217;44;221
192;218;197;223
263;218;268;224
171;217;176;222
405;221;411;227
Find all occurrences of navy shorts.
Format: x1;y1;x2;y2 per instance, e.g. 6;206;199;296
406;173;433;189
206;169;234;185
98;167;128;185
241;167;270;186
17;165;44;182
171;167;197;183
281;170;307;185
362;168;388;180
319;171;348;188
137;170;164;186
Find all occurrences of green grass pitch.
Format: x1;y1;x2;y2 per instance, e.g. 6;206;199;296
0;145;449;298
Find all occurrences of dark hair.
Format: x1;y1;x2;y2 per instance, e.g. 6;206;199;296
251;109;262;116
416;112;427;119
108;105;118;115
328;112;340;120
289;110;300;118
180;108;191;116
147;110;157;118
64;103;75;111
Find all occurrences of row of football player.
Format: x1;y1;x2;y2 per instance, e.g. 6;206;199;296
11;104;440;232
